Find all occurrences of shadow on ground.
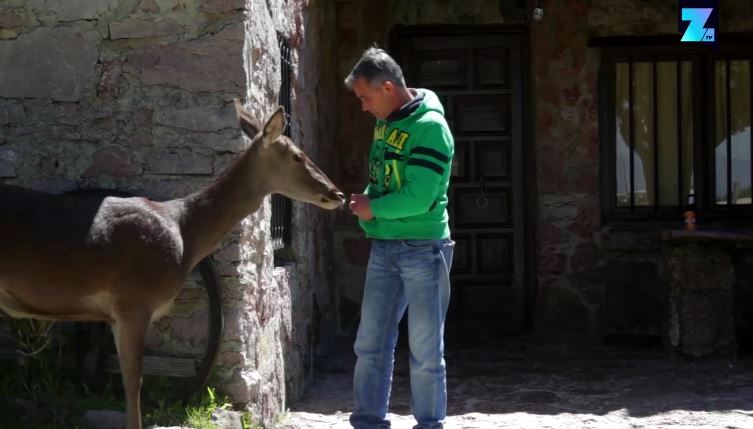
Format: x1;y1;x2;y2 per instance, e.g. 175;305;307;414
280;337;753;428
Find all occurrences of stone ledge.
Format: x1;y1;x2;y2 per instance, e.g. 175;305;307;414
662;229;753;245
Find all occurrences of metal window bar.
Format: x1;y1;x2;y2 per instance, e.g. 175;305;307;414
726;58;732;207
653;58;659;210
271;34;292;251
607;45;753;219
628;58;635;210
623;57;688;211
677;57;684;209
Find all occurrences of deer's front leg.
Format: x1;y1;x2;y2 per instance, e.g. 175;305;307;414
112;309;151;429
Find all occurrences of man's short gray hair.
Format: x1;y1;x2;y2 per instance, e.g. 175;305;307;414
344;47;406;89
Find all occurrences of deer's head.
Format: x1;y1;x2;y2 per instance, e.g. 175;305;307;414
234;100;345;210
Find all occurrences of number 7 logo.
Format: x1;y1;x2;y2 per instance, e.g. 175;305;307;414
681;8;715;42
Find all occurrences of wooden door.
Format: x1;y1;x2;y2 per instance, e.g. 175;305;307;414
395;29;527;335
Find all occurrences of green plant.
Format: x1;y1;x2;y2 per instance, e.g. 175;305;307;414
279;409;291;424
184;386;233;429
0;346;122;429
0;318;125;429
12;319;56;357
241;411;263;429
0;322;252;429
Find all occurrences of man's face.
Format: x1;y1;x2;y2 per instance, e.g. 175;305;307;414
351;78;394;120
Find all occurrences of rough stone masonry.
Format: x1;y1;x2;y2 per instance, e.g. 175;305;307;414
0;0;336;425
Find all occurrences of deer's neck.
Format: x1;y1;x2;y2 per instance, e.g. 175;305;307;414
178;151;267;268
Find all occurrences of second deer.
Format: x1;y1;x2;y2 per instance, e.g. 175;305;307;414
0;100;346;429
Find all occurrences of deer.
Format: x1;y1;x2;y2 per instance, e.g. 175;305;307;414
0;99;346;429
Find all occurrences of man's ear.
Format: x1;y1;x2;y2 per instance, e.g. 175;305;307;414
234;99;262;138
382;80;395;93
262;106;286;145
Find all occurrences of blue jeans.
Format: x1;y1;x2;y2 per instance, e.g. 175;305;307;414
350;238;454;429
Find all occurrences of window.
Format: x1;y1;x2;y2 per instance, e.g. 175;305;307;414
600;41;753;222
272;34;292;251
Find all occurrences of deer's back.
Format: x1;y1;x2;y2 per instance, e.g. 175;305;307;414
0;185;187;320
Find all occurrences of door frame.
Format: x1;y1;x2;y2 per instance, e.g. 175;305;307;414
389;24;538;331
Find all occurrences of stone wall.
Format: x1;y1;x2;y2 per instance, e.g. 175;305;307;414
532;0;753;341
0;0;336;425
233;1;340;417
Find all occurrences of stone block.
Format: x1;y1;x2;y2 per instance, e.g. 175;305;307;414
665;244;734;292
109;17;184;39
27;0;119;22
201;0;246;13
664;242;737;358
83;147;143;178
7;104;26;123
677;291;735;357
118;131;153;148
0;29;17;39
210;409;243;429
604;258;663;335
126;23;245;94
154;104;237;132
539;250;567;275
0;8;34;30
537;222;567;246
215;244;241;262
203;131;243;152
168;309;209;344
571;242;598;273
146;150;213;175
138;0;160;13
0;27;100;101
568;195;600;239
0;159;16;177
139;178;208;200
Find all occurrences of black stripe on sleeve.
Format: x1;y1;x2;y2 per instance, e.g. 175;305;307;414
411;146;450;163
407;158;444;175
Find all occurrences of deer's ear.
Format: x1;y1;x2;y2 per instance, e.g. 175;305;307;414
234;99;263;138
262;106;286;144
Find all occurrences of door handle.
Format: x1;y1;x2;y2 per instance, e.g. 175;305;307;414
476;175;489;209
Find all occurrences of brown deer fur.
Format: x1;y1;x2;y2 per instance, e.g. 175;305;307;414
0;100;345;429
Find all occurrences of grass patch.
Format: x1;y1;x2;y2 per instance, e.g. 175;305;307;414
0;349;254;428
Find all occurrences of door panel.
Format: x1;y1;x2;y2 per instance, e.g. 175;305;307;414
454;187;511;227
396;30;526;335
454;95;510;134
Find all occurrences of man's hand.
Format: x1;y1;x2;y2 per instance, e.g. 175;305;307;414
349;193;374;221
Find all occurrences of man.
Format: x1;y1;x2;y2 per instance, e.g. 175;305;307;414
345;46;455;429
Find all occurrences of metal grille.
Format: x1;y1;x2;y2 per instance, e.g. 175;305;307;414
271;34;292;251
713;58;753;207
601;42;753;221
612;57;695;212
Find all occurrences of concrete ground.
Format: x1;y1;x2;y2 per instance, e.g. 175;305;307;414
278;338;753;429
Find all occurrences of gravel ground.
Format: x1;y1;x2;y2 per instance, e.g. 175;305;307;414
277;340;753;429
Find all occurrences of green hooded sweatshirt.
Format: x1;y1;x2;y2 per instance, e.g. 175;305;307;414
359;88;454;239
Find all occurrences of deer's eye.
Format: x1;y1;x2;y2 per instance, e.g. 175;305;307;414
292;153;304;163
